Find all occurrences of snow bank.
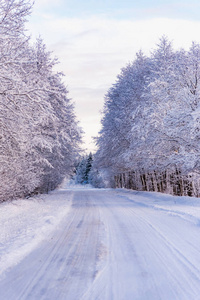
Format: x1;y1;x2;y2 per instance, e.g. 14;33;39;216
115;188;200;225
0;190;72;277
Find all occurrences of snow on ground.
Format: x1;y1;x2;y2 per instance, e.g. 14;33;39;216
114;188;200;226
0;189;73;278
1;186;200;299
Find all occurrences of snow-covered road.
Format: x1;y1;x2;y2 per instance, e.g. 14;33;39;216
1;188;200;299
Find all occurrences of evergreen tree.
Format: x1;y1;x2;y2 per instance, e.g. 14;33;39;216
75;153;93;185
85;153;93;182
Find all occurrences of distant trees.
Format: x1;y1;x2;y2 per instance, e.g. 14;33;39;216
75;153;93;184
0;0;81;201
94;37;200;197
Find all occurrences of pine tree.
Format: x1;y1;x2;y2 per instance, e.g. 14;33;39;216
75;153;93;185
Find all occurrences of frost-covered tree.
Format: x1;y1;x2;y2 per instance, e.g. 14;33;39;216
94;37;200;196
0;0;82;201
95;50;151;174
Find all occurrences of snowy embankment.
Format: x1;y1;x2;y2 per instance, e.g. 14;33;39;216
115;188;200;226
0;189;72;278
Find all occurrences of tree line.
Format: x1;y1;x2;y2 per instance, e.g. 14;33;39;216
92;36;200;197
0;0;81;201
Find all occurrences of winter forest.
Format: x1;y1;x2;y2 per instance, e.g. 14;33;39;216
91;37;200;197
0;0;81;201
2;1;200;202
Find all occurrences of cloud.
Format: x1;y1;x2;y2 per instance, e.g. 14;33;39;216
27;15;200;152
31;0;200;21
33;0;63;9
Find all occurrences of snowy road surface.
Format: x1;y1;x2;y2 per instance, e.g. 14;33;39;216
1;188;200;299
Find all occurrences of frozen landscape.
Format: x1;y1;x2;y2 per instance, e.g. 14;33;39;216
1;185;200;299
2;2;200;299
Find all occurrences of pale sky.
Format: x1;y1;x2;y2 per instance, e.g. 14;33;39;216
27;0;200;153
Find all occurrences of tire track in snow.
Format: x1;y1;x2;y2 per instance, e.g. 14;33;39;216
84;192;200;300
83;194;163;300
119;200;200;299
1;189;200;299
0;190;106;300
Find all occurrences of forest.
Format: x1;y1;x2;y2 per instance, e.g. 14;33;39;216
91;36;200;197
2;1;200;201
0;0;81;201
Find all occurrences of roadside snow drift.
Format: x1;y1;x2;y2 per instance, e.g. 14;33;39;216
0;190;72;278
